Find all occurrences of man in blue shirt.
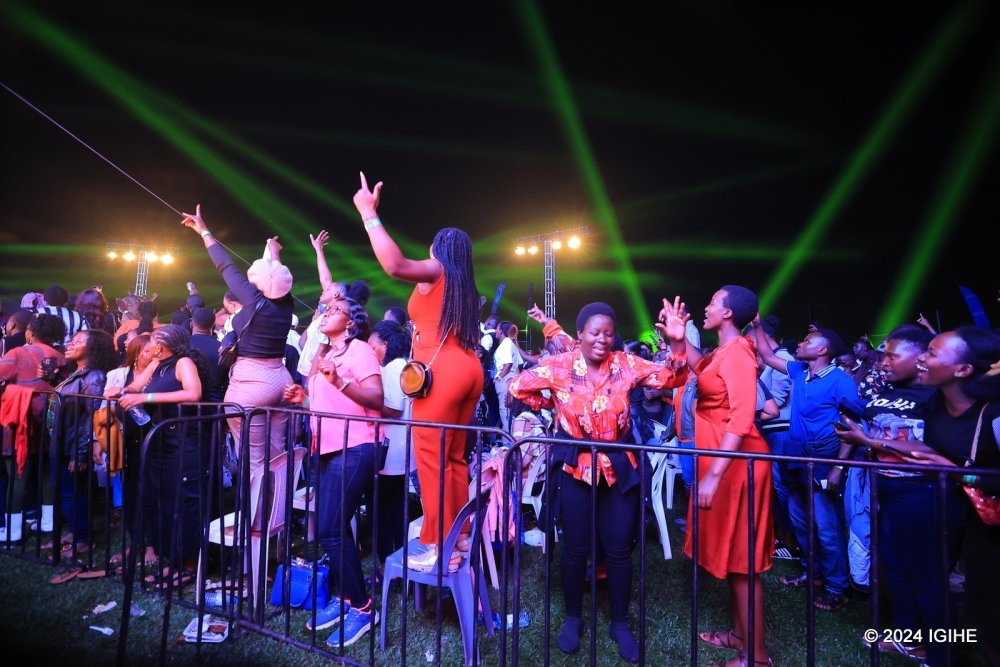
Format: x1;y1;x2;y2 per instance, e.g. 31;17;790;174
753;323;858;612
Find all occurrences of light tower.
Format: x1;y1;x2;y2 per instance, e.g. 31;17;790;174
514;226;588;320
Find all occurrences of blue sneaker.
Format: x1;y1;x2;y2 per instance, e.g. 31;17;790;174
305;596;350;631
327;606;379;648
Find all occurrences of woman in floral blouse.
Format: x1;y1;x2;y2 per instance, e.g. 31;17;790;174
509;301;687;663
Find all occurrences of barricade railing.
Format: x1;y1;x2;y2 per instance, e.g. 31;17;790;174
3;392;996;666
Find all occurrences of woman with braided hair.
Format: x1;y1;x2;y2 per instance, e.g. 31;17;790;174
352;172;484;574
117;324;211;589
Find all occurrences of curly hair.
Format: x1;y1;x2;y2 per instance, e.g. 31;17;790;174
431;227;480;351
28;313;67;346
80;330;119;373
371;319;411;365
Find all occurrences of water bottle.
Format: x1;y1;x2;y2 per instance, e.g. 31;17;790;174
203;590;235;607
128;406;151;426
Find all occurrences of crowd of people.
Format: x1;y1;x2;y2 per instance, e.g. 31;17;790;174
2;191;1000;664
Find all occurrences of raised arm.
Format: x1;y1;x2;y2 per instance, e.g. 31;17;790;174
657;296;696;365
749;315;789;374
352;172;441;284
310;230;334;291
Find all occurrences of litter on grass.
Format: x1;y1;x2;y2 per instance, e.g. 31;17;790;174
89;626;114;636
92;601;117;614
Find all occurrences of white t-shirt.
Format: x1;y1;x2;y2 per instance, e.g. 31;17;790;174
380;357;414;475
297;317;328;377
492;337;522;380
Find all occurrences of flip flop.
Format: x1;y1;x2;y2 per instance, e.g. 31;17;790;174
153;568;195;592
49;563;84;584
77;569;108;579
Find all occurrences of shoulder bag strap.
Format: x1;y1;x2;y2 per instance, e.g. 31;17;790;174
967;403;989;466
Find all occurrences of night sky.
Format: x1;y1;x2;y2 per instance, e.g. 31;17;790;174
2;1;998;347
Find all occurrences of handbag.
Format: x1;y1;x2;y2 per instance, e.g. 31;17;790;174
399;328;449;399
962;403;1000;526
218;301;264;374
269;558;329;610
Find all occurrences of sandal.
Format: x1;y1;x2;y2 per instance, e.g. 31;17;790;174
707;656;773;667
699;629;744;650
814;591;850;611
148;568;196;592
778;572;823;588
40;533;75;551
49;562;84;585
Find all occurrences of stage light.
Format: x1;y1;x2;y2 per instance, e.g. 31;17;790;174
513;226;589;318
105;242;180;297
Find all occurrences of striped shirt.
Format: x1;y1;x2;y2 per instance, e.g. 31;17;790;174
34;306;89;350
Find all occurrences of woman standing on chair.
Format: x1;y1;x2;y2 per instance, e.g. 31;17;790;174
283;297;384;647
352;172;484;574
509;301;687;663
181;206;294;478
663;286;773;667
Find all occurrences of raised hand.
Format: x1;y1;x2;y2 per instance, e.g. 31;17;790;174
310;230;329;252
526;303;548;324
180;204;208;234
353;171;383;220
657;296;690;342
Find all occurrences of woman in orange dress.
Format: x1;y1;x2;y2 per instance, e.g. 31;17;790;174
662;285;773;667
352;172;484;573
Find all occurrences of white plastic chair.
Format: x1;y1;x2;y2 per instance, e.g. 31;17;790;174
645;420;683;560
199;447;306;606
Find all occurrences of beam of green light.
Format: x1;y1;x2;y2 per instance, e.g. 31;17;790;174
873;39;1000;336
4;2;418;307
758;6;975;313
97;5;822;151
620;157;841;222
516;0;648;325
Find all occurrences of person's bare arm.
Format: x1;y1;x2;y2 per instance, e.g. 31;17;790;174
311;230;334;291
352;172;442;284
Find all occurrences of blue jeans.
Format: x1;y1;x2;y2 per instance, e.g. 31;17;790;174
787;480;849;596
843;466;870;587
763;429;792;533
675;438;695;490
317;444;375;607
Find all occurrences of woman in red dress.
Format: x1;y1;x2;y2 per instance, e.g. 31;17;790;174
352;172;484;573
662;285;773;667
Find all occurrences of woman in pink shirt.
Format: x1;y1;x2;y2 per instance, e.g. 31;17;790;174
284;296;384;647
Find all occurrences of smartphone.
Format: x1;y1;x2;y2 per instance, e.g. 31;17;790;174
832;420;850;431
838;397;866;424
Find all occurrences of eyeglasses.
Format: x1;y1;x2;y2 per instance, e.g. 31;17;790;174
319;304;347;316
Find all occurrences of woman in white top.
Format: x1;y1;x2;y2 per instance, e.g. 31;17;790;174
366;319;414;584
492;321;523;431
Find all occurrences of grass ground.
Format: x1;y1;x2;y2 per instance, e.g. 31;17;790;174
0;489;986;666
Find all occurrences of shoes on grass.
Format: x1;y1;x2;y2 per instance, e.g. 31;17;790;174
306;596;350;631
326;606;379;648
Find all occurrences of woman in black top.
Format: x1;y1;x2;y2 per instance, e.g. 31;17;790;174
904;325;1000;667
181;205;294;477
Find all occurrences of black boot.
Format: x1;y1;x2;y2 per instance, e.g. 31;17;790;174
609;621;639;663
558;616;583;654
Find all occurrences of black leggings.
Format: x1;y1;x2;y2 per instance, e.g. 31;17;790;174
558;469;639;622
